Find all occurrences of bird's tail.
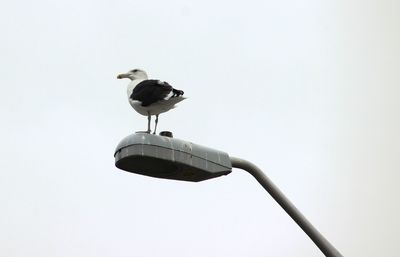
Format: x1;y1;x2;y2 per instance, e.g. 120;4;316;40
172;89;184;97
165;96;186;105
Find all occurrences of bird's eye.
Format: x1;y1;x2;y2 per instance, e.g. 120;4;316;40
131;69;138;73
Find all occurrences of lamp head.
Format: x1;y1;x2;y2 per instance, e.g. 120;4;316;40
114;133;232;182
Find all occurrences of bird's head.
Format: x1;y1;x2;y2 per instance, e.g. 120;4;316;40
117;69;148;80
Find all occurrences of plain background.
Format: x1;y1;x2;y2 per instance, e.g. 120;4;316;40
1;0;399;256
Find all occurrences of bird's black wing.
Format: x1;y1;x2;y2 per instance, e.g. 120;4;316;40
130;80;173;106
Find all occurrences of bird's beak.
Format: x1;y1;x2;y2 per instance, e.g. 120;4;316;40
117;73;127;79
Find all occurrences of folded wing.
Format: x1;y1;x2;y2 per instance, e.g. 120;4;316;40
130;80;178;107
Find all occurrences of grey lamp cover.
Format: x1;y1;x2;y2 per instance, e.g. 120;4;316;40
114;133;232;182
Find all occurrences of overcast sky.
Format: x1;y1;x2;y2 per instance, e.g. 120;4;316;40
1;0;399;256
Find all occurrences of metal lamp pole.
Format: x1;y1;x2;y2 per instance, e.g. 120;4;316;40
230;156;343;257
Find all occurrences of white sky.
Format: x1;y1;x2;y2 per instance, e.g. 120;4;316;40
1;0;399;256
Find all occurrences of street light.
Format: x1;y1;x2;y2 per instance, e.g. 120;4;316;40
114;132;343;257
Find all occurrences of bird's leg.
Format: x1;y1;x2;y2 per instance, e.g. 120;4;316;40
153;114;159;135
147;114;151;133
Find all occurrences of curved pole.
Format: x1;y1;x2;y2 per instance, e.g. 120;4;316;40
230;156;343;257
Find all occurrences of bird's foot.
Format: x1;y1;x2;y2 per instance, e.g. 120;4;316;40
135;130;151;134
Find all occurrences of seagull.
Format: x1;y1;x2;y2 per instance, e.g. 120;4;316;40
117;69;185;134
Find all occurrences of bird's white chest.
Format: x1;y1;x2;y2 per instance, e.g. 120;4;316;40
129;100;149;115
128;99;177;116
126;79;143;98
